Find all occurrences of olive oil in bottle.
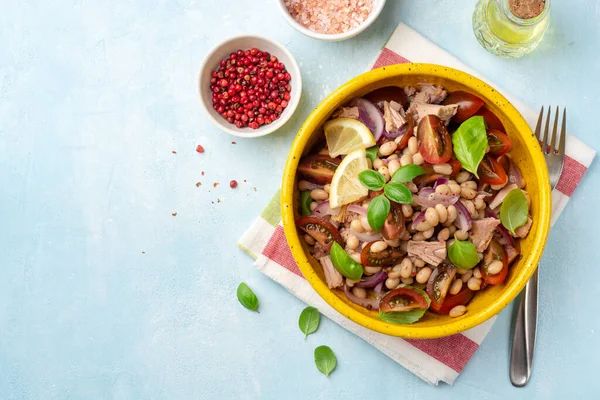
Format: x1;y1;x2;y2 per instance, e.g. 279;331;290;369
472;0;550;58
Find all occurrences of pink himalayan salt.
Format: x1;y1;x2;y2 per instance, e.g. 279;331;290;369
285;0;374;35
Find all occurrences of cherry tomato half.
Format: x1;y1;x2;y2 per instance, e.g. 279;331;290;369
448;158;462;179
395;113;415;150
477;154;508;186
443;91;484;124
382;204;405;241
413;163;444;187
365;86;408;110
379;287;429;312
298;155;340;185
474;106;505;132
417;115;453;164
487;129;511;157
481;239;508;285
361;241;404;267
426;265;457;310
295;216;343;249
431;286;475;314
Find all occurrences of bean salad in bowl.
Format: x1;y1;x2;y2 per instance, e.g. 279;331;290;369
295;83;533;324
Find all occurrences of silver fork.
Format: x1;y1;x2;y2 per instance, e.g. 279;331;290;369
509;106;566;387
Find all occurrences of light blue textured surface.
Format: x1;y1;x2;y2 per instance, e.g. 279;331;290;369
1;0;599;398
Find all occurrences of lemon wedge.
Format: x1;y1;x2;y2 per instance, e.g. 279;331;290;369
324;118;376;158
329;149;369;208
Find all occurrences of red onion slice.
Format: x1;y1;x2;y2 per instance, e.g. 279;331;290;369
312;201;340;217
347;205;367;215
354;270;388;288
349;98;385;141
433;178;449;188
414;188;459;208
507;158;525;188
344;284;379;310
453;200;472;231
350;230;383;243
411;210;427;230
374;282;384;298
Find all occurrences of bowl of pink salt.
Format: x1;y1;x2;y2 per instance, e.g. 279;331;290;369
278;0;386;41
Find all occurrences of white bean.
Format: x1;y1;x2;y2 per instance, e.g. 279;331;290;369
345;278;357;287
370;241;388;253
388;270;402;279
413;258;425;268
378;166;391;182
347;234;359;250
350;253;362;264
400;258;413;278
461;269;473;282
385;238;401;248
435;204;448;223
467;277;482;291
449;305;467;318
416;267;433;284
460;187;477;200
310;189;329;201
462;199;477;217
364;266;382;275
310;202;318;211
449;279;463;295
385;277;400;289
352;287;367;299
298;180;312;191
406;182;418;193
435;184;451;195
461;181;477;190
423;228;435;239
474;196;486;210
477;209;486;219
412;232;425;241
388;154;399;160
360;215;372;231
448;182;462;195
437;227;450;241
373;158;384;169
402;147;411;155
412;153;424;165
304;234;315;245
448;225;457;235
401;204;413;218
323;184;331;193
400;154;413;166
350;219;364;233
473;267;482;279
456;171;471;184
388;159;401;177
425;207;440;227
446;205;457;224
401;277;414;285
455;230;469;241
379;141;398;156
408;136;418;155
456;268;469;274
415;221;433;232
487;260;504;275
433;163;453;175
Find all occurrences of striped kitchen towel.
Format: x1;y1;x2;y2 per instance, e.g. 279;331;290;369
238;23;596;385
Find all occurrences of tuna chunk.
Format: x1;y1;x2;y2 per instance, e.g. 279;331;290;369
383;101;407;133
413;103;458;123
333;106;360;119
319;256;344;289
416;84;447;104
506;245;520;265
514;217;533;238
404;86;417;99
313;242;329;260
488;184;519;210
407;241;447;267
470;218;501;252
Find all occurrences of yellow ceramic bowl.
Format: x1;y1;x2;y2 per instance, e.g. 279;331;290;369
281;64;551;339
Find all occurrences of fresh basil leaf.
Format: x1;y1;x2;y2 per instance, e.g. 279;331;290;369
500;189;529;234
330;242;364;280
384;182;413;204
358;170;385;191
378;286;430;325
314;345;337;377
300;190;312;216
236;282;259;312
298;306;321;339
452;116;488;177
390;164;426;183
367;195;390;232
365;146;379;162
448;238;479;269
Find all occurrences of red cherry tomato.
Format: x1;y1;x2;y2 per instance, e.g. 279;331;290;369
443;91;485;124
431;287;475;314
395;114;415;150
477;154;508;186
481;239;509;285
426;265;457;310
417;115;453;164
487;129;511;157
474;106;505;132
298;155;340;185
382;204;405;241
361;241;404;267
448;158;462;178
379;287;429;312
295;216;343;249
365;86;408;110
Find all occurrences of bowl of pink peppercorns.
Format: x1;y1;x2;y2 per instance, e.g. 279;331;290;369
199;35;302;138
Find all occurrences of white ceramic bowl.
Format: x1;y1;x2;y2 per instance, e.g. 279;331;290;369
199;35;302;138
277;0;386;41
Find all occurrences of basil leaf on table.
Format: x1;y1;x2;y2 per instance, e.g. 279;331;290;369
299;190;313;216
452;116;488;177
500;189;529;234
236;282;259;312
314;345;337;377
384;182;413;204
448;238;479;269
390;164;426;183
367;194;390;232
379;286;431;325
298;306;321;339
365;146;379;162
358;169;386;191
330;242;364;280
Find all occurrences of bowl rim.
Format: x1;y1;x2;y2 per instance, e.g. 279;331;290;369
276;0;387;41
281;63;551;338
198;34;302;138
